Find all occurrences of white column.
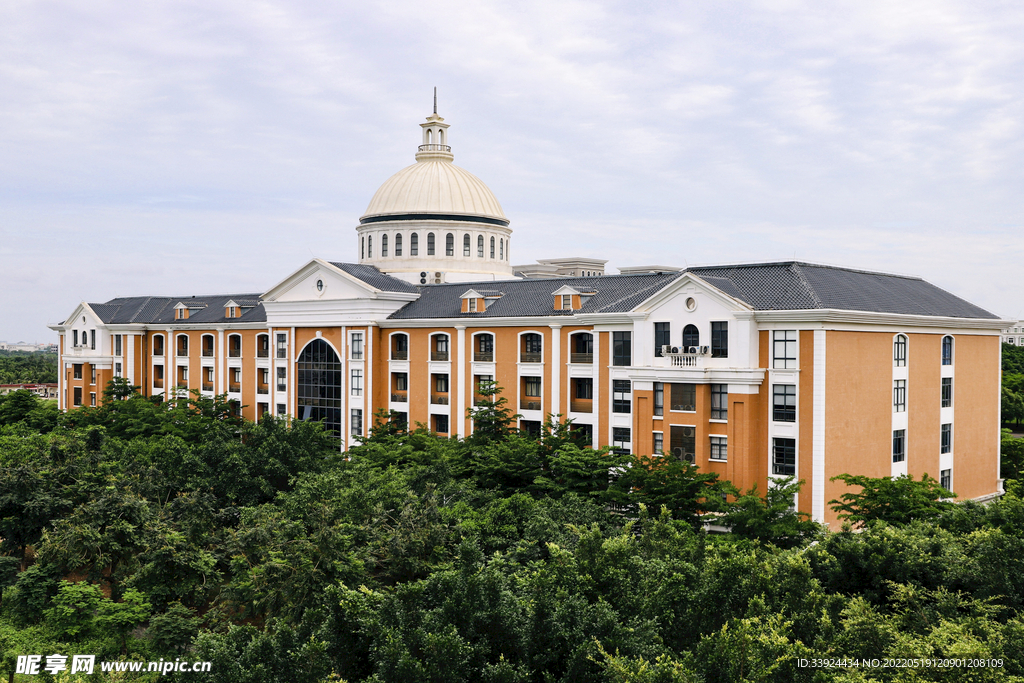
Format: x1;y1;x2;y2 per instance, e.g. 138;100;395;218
217;328;225;394
57;333;64;410
166;327;174;398
365;323;374;437
126;333;135;386
340;325;347;448
456;325;467;437
549;324;562;418
812;329;826;523
594;331;602;449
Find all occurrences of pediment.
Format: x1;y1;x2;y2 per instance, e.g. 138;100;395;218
263;259;382;303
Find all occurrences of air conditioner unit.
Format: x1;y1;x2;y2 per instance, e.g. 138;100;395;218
687;346;699;354
434;272;442;278
661;345;673;355
699;345;710;354
670;346;680;354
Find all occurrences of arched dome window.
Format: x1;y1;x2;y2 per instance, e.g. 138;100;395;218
463;234;471;257
500;239;504;260
381;234;389;257
426;129;433;143
428;233;435;255
361;237;365;260
367;236;372;258
683;324;699;349
490;236;495;258
439;129;445;144
410;233;418;256
395;234;403;256
445;233;454;256
477;235;484;257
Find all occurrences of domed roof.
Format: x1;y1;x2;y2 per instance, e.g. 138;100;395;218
362;159;507;222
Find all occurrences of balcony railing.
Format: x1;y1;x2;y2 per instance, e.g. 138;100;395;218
430;395;449;405
391;393;408;403
521;400;541;411
570;353;593;364
474;351;494;362
257;349;269;358
391;351;408;361
257;387;269;395
229;383;240;393
431;351;449;361
154;379;164;389
570;400;593;413
520;352;542;363
202;349;214;357
670;354;703;368
418;143;451;152
229;349;241;358
177;349;188;357
202;383;214;392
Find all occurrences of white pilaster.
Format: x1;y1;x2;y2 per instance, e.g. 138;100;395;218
549;324;562;417
812;329;826;523
456;325;467;437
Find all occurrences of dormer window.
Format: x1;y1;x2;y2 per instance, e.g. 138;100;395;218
175;304;189;320
468;298;477;312
460;289;501;313
552;285;590;311
561;294;572;309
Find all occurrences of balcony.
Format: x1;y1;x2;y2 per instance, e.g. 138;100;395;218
202;349;214;357
430;395;449;405
257;349;269;358
431;351;449;362
391;351;408;361
391;392;408;403
669;354;704;368
229;349;241;359
520;400;541;411
177;349;188;357
570;353;593;364
474;351;494;362
257;387;269;395
202;382;214;392
418;143;451;152
229;383;240;394
570;400;593;413
520;352;542;363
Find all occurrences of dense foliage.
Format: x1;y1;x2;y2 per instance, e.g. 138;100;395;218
0;350;57;384
1;380;1023;682
1003;343;1024;427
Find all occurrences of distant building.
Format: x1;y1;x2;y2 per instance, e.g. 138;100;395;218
50;104;1009;526
1000;322;1024;345
0;383;58;398
0;341;54;352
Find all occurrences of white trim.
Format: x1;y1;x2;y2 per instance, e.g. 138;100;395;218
812;329;826;523
456;325;466;437
752;309;1011;330
550;324;562;415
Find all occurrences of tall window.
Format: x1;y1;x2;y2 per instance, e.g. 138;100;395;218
73;363;82;379
477;235;484;257
612;380;631;413
73;330;78;347
475;333;494;361
612;427;631;455
277;367;287;391
90;330;95;350
670;383;696;412
381;234;388;257
435;374;449;393
434;414;449;434
561;294;572;310
773;330;797;369
654;322;671;356
773;438;796;475
297;340;342;437
229;334;241;358
519;419;540;438
203;334;216;358
941;336;953;365
894;334;907;366
361;237;365;259
351;332;364;360
710;436;727;461
257;334;269;358
276;333;287;359
941;377;952;407
523;376;542;397
351;409;363;436
394;372;408;392
367;235;372;258
892;429;906;462
432;334;449;361
670;425;695;463
653;432;663;454
654;382;664;416
773;385;796;422
391;333;408;360
521;333;543;362
571;333;593;363
500;239;504;260
114;335;122;356
490;236;495;258
574;377;593;399
427;233;435;255
711;322;728;358
446;233;454;256
711;384;728;420
351;369;363;396
940;469;951;491
612;331;631;366
941;423;952;454
153;335;165;356
463;234;471;256
682;324;699;350
395;234;403;256
177;334;189;356
893;380;906;412
410;233;419;256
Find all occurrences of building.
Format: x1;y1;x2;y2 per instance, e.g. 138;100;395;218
1001;322;1024;345
49;106;1008;526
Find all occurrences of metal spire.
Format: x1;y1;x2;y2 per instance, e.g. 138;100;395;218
433;87;437;115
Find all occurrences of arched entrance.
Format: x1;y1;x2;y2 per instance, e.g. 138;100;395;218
296;339;342;437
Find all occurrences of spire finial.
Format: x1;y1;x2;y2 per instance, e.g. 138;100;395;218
433;87;437;115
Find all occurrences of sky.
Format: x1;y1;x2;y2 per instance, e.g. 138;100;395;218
1;0;1022;342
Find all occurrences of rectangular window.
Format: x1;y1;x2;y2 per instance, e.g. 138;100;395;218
73;330;79;347
428;233;435;255
154;364;164;388
277;403;286;416
612;331;631;366
114;362;122;377
574;377;593;399
710;436;727;461
772;330;797;369
114;334;122;356
670;425;696;463
153;335;164;356
351;369;363;396
942;336;953;366
520;419;541;438
612;427;631;455
73;387;82;406
653;432;663;454
654;382;664;417
711;322;728;358
773;437;796;475
940;468;951;491
893;380;906;412
941;377;952;408
468;298;477;312
228;336;241;358
710;384;728;420
90;392;96;406
257;402;268;417
276;333;287;359
561;294;572;310
670;383;696;412
523;376;542;397
232;367;241;383
892;429;906;463
435;374;449;393
351;409;363;436
394;372;408;391
654;322;671;357
90;330;95;350
277;367;287;391
204;366;214;390
612;379;631;413
773;384;796;422
434;414;449;434
573;423;593;442
179;367;189;386
73;363;82;379
351;332;364;360
894;336;907;367
941;423;952;454
90;367;96;385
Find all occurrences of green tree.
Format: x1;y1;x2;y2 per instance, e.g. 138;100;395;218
719;477;821;548
829;473;955;525
466;380;519;445
614;456;731;526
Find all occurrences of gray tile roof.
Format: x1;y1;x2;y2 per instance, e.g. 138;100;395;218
88;294;267;325
688;262;996;319
328;262;420;293
389;272;682;319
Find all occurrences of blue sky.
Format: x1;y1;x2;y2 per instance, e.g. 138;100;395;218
1;0;1022;342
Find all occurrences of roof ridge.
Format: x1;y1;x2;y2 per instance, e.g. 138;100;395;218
789;263;824;309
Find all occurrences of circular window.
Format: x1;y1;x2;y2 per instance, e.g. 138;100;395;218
685;297;697;311
316;279;324;292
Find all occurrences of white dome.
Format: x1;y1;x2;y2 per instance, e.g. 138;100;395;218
362;160;507;222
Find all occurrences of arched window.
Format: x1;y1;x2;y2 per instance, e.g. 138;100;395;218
201;334;215;357
361;236;365;260
296;339;342;437
571;332;593;364
410;233;419;256
176;334;188;357
427;232;435;255
490;236;495;258
152;334;164;356
463;234;471;256
477;235;484;257
894;334;907;367
446;233;454;256
521;333;543;362
431;333;450;361
256;334;269;358
439;129;445;144
391;333;409;360
683;324;700;349
941;335;953;365
426;129;433;143
367;235;373;258
381;234;389;257
500;239;504;260
474;333;494;361
395;234;403;256
228;333;242;358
